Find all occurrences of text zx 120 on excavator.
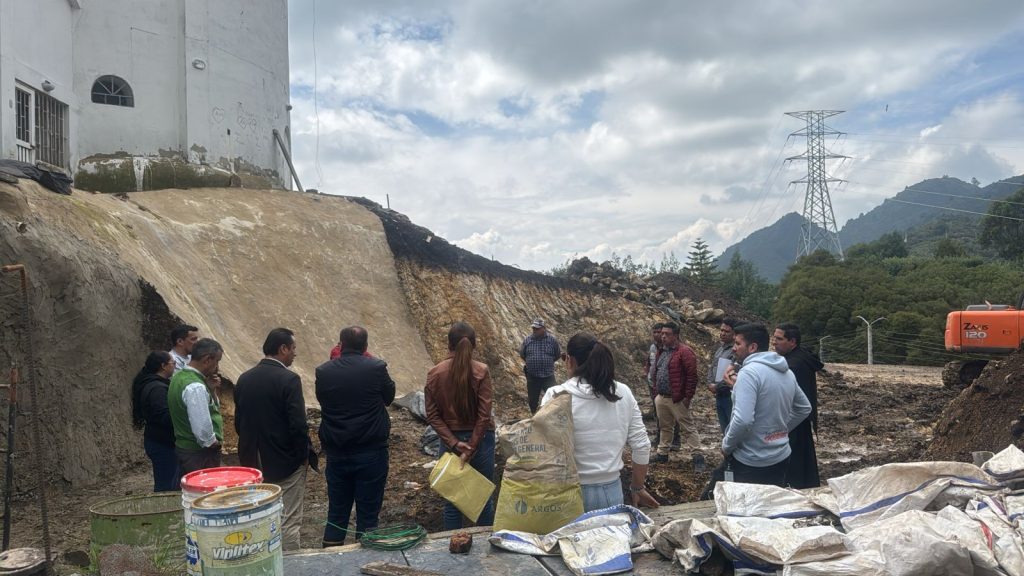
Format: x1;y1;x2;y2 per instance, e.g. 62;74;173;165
944;293;1024;387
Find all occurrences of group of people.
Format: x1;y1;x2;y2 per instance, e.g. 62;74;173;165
640;317;822;491
129;314;822;550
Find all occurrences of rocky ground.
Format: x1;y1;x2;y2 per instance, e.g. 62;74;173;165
8;362;958;574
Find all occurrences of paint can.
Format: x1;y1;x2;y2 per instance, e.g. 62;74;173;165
181;467;262;575
190;484;283;575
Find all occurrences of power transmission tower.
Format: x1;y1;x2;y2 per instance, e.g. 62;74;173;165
786;110;847;260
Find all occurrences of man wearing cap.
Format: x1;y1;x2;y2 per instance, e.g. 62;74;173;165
520;319;561;413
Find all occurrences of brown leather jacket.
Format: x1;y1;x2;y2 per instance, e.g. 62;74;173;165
424;355;494;457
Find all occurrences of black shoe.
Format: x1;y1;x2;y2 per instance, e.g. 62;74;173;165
651;454;669;464
670;443;682;452
692;454;707;473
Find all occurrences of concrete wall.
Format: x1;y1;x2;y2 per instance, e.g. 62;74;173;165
72;0;185;161
1;0;291;188
0;0;77;166
184;0;291;181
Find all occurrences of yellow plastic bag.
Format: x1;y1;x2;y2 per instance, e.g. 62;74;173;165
428;451;496;523
493;394;584;533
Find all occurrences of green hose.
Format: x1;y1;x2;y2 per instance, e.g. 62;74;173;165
324;521;428;551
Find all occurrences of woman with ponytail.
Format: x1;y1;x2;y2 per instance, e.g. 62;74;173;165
424;322;496;528
131;350;179;491
541;332;658;512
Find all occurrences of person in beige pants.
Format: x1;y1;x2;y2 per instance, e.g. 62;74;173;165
650;322;705;472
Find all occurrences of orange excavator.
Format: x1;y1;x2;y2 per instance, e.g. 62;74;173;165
944;293;1024;387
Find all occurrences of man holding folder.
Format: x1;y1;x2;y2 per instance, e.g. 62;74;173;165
707;317;740;433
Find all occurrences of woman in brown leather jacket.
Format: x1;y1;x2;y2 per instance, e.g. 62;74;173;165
424;322;496;529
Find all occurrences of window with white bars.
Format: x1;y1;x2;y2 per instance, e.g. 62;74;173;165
15;88;30;143
34;91;68;168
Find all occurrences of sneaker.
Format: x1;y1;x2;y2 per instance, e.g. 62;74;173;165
651;454;669;464
692;454;707;473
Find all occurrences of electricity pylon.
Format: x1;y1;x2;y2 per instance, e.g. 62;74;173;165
786;110;847;260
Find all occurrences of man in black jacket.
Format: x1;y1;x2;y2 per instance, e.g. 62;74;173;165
773;323;823;489
234;327;311;550
316;326;396;547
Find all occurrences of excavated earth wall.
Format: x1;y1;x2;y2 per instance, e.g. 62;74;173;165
0;181;433;486
0;182;720;488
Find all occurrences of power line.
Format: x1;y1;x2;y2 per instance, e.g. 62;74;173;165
900;187;1024;207
886;199;1024;221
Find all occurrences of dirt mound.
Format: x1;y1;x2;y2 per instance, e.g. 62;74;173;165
926;351;1024;461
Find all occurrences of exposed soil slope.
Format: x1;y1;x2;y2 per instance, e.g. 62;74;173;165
0;182;435;489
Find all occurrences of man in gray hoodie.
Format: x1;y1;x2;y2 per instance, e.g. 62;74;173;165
718;323;811;487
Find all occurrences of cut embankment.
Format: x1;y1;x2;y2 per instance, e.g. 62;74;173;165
0;181;433;486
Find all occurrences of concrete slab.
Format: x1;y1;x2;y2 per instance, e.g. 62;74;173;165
403;537;552;576
538;552;678;576
286;548;408;576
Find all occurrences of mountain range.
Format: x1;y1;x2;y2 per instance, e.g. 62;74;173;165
718;175;1024;282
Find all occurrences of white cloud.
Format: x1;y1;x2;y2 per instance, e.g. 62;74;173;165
287;1;1024;271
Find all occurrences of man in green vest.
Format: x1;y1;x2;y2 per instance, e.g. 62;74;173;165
168;338;225;473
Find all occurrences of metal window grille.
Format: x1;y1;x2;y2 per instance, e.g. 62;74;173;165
15;88;30;142
91;75;134;107
34;92;68;168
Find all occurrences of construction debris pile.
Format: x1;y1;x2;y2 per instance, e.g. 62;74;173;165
927;350;1024;462
652;445;1024;575
563;257;727;324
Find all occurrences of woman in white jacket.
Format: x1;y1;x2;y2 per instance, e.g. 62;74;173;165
541;332;659;512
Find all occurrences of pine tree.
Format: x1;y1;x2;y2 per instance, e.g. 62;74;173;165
684;238;720;285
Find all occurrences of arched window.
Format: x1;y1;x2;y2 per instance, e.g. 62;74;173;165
91;75;134;107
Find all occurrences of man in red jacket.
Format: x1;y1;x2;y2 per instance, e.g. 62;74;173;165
651;322;705;471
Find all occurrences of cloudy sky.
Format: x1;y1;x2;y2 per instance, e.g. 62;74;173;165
286;1;1024;271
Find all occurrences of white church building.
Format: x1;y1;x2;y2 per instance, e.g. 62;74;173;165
0;0;293;191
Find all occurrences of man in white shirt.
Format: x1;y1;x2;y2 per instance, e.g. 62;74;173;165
169;324;199;373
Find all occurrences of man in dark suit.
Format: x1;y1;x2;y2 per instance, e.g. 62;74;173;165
773;323;823;489
234;327;311;550
316;326;396;547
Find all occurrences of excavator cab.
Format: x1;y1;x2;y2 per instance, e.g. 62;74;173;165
943;293;1024;387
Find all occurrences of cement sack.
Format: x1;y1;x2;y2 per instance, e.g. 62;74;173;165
489;505;654;575
784;510;994;576
714;482;828;519
493;393;584;534
652;517;837;575
827;461;1002;530
966;497;1024;576
983;445;1024;482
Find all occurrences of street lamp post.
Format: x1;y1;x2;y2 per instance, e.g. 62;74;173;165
855;315;886;365
819;335;833;363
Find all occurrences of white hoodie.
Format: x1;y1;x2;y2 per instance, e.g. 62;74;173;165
541;378;651;485
722;351;812;467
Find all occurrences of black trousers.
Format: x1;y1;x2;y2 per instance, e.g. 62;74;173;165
175;445;222;475
526;374;556;413
787;420;821;489
701;455;789;500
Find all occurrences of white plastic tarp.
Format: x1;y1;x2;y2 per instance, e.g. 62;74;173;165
827;461;1003;530
652;515;848;575
714;482;828;519
784;509;1003;576
984;446;1024;483
489;505;655;576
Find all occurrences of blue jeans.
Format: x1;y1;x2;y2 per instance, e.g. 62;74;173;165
323;447;389;546
443;430;496;529
581;478;624;512
715;393;733;434
144;437;180;492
